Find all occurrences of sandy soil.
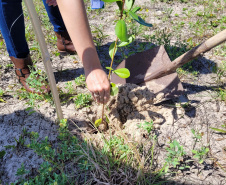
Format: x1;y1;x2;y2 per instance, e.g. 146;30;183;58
0;0;225;184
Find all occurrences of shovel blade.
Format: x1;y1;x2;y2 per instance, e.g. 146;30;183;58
111;45;184;102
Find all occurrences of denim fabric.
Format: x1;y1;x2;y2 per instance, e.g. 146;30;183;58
0;0;66;58
42;0;66;32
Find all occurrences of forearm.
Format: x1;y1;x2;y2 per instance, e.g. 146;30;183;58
56;0;101;71
56;0;110;104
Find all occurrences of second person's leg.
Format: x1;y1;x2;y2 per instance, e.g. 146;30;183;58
42;0;76;54
0;0;32;92
0;0;50;93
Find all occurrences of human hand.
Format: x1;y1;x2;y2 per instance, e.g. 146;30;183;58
46;0;57;6
85;68;110;104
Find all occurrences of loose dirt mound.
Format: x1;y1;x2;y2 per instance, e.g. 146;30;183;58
82;84;174;144
108;84;156;127
107;84;175;143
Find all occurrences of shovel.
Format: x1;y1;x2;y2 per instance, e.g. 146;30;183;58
111;29;226;102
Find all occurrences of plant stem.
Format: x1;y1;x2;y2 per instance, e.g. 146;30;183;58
101;103;105;127
101;0;125;128
121;0;125;19
101;37;119;129
108;37;119;80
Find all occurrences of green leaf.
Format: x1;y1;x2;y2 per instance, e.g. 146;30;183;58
118;42;129;47
5;145;16;149
120;153;127;160
110;83;119;96
113;68;130;78
0;151;6;159
131;6;141;13
116;1;123;11
170;143;174;148
115;20;128;42
173;140;179;147
25;107;33;111
125;0;134;10
0;98;5;103
129;10;153;27
106;67;114;71
105;114;110;124
118;35;135;47
172;161;179;167
210;127;226;133
109;42;118;59
28;111;36;115
169;150;176;155
164;165;169;173
95;119;102;127
193;154;199;159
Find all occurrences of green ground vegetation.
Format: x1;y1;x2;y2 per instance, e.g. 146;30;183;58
0;0;225;184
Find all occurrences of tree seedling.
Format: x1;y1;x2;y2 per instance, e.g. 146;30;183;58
98;0;153;128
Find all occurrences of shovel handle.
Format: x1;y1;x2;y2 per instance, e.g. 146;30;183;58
171;29;226;70
144;29;226;82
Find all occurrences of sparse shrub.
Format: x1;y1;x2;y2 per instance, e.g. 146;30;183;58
0;88;5;102
26;66;49;94
165;140;189;170
138;120;154;134
74;75;86;87
192;147;209;164
65;81;76;94
74;93;92;109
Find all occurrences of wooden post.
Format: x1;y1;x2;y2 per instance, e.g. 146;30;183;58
24;0;63;120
